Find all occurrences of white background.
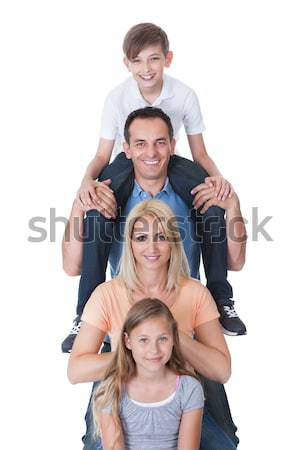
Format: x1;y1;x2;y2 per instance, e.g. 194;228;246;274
1;0;301;448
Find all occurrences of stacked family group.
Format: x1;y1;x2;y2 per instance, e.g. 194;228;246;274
62;23;247;450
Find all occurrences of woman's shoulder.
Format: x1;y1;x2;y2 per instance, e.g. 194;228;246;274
178;277;207;297
94;276;126;295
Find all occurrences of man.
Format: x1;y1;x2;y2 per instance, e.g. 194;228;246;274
62;107;246;351
63;107;247;448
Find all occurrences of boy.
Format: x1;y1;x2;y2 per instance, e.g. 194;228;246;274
62;23;246;353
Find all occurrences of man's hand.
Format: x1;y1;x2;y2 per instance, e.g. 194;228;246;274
191;183;238;214
77;177;103;210
204;175;234;201
95;179;117;219
200;191;240;214
77;178;117;218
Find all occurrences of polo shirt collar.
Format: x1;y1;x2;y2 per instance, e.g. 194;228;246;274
130;74;174;105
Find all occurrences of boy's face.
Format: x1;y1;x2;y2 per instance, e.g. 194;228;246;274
124;44;173;92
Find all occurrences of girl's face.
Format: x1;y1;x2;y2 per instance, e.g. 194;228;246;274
124;316;174;374
131;215;171;272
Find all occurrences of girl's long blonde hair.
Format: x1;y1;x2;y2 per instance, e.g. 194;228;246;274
118;199;190;293
93;298;197;448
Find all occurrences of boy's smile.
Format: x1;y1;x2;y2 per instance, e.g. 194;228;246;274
124;44;173;98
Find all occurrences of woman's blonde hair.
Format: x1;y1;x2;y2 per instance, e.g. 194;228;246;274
93;298;198;448
118;199;190;292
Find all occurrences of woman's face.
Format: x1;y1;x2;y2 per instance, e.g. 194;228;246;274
131;215;171;272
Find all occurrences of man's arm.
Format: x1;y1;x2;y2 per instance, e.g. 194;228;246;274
62;183;118;276
62;199;85;276
191;185;247;271
223;194;247;271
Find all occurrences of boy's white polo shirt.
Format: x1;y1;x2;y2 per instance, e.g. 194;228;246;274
99;74;206;158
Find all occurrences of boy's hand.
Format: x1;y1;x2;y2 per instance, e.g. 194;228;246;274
204;176;234;201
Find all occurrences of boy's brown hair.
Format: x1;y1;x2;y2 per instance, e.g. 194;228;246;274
123;23;170;60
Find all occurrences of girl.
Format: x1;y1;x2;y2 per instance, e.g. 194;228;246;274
93;298;204;450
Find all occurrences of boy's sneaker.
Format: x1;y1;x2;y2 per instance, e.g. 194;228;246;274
217;300;247;336
61;316;82;353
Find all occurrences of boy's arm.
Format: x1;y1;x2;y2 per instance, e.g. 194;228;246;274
78;138;115;210
187;133;220;175
187;133;233;201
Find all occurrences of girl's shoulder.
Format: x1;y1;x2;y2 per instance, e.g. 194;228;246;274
178;374;202;390
177;375;205;410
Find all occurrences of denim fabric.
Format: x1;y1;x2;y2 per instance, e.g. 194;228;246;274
77;153;232;316
77;153;238;447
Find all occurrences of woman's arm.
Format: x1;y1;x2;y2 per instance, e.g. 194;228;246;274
67;322;114;384
179;319;231;384
97;411;125;450
177;409;203;450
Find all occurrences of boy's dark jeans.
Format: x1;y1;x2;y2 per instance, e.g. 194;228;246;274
77;153;233;316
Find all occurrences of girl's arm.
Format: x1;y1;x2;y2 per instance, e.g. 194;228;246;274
67;322;114;384
179;319;231;384
97;411;125;450
177;409;203;450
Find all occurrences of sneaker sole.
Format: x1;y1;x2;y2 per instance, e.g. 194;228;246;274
221;326;247;336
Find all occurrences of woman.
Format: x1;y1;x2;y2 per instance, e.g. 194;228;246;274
68;199;235;450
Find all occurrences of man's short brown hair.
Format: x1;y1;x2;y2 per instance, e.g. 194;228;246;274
123;23;170;60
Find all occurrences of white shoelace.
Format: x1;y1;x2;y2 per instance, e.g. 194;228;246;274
70;320;82;335
223;305;239;318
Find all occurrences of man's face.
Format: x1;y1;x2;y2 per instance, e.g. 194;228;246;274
123;117;175;182
124;44;173;92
